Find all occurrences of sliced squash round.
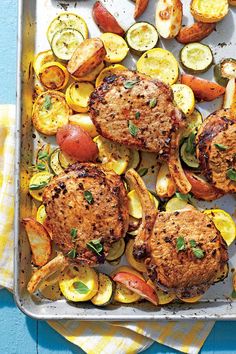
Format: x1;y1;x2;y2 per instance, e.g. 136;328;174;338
127;150;141;170
65;82;95;113
181;109;203;138
180;43;213;73
165;196;189;212
47;12;88;43
38;62;69;90
34;50;55;76
51;28;84;61
172;84;195;116
180;295;202;303
36;204;47;225
49;148;64;175
59;265;98;302
100;33;129;63
126;22;158;55
214;263;229;283
147;280;175;305
29;171;53;202
180;141;199;169
69;114;98;138
125;239;146;273
106;239;125;261
114;282;141;303
91;273;115;306
95;64;128;88
94;135;130;175
203;209;236;246
32;91;71;135
58;151;77;169
128;189;158;219
137;48;179;85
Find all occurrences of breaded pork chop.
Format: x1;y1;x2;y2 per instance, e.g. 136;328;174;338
43;163;129;265
126;169;228;298
89;71;185;158
196;109;236;193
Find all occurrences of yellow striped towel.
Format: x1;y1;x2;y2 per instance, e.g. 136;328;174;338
0;104;214;354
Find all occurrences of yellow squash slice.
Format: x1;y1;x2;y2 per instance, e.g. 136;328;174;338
203;209;236;246
36;204;47;225
29;171;53;202
38;62;69;91
171;84;195;116
137;48;179;85
190;0;228;23
94;135;130;175
69;114;98;138
125;239;146;273
66;82;94;113
100;33;129;63
114;282;141;303
165;196;192;212
180;295;202;303
128;189;159;219
33;50;55;76
32;91;71;135
59;265;98;302
95;64;128;87
147;280;175;305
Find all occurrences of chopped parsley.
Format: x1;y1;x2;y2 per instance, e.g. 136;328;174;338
226;168;236;181
186;132;196;154
70;228;78;240
84;190;94;204
214;143;228;151
189;239;197;248
135;111;141;120
138;167;148;177
124;80;139;89
43;95;52;110
192;247;205;259
128;120;139;137
73;281;89;294
38;151;49;160
149;98;157;108
36;163;46;171
67;249;77;259
29;180;49;190
87;239;103;256
176;236;186;252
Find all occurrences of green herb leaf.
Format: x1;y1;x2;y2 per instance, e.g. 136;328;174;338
149;98;157;108
186;132;196;154
87;239;103;256
175;192;192;203
226;168;236;181
135;111;141;120
214;143;228;151
38;151;49;160
128;121;139;137
84;190;94;204
29;180;49;190
43;95;52;110
73;281;89;294
36;163;46;171
67;249;77;259
192;247;204;259
176;236;186;252
70;228;78;240
124;80;139;89
231;289;236;299
138;167;148;177
189;240;197;248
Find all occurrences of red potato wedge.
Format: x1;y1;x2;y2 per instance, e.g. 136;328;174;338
156;162;176;198
185;170;223;201
176;22;215;44
134;0;149;19
229;0;236;6
22;218;52;267
223;78;236;117
112;272;158;305
181;74;225;101
92;1;125;36
155;0;183;39
67;38;106;78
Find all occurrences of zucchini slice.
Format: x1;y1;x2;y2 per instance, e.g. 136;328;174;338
127;149;141;170
180;141;199;169
94;135;130;175
51;28;84;61
49;148;64;175
65;82;95;113
126;22;158;54
59;265;98;302
180;42;213;73
47;12;88;44
106;239;125;261
59;151;77;169
91;273;115;306
214;58;236;87
181;109;203;138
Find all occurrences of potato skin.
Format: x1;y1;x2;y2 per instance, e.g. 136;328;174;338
155;0;183;39
134;0;149;19
229;0;236;6
190;0;228;23
67;38;106;78
92;1;124;36
176;22;215;44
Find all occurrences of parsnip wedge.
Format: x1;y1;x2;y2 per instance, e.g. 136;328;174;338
22;218;52;267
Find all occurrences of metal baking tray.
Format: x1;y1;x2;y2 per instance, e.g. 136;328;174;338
14;0;236;320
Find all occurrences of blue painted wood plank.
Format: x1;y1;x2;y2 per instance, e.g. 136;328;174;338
0;289;37;354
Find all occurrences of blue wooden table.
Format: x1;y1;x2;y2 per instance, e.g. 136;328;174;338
1;1;236;353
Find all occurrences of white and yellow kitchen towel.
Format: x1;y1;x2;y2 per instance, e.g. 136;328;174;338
0;104;214;354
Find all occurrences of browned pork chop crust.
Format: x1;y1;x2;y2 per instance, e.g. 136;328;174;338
43;163;129;265
89;71;185;158
196;109;236;193
145;209;228;298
